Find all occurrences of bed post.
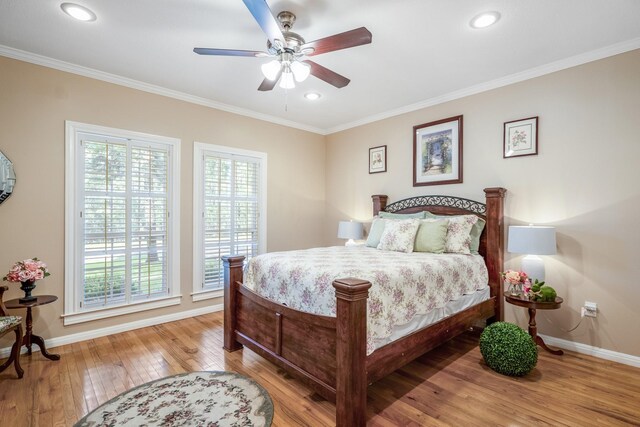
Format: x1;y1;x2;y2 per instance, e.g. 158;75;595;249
484;187;507;322
372;194;388;216
222;255;245;352
333;278;372;427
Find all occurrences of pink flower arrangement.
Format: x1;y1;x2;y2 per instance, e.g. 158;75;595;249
501;270;528;285
3;258;50;283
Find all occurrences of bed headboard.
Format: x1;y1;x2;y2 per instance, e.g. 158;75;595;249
371;187;506;321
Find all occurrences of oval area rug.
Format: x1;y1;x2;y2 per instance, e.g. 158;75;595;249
74;371;274;427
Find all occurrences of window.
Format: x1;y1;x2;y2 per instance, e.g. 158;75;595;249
64;122;180;325
192;143;266;301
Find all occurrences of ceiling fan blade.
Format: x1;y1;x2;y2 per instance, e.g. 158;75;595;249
303;27;372;56
258;70;282;91
242;0;285;45
303;60;350;88
193;48;266;57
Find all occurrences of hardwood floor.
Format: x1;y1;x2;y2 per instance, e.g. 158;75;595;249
1;312;639;426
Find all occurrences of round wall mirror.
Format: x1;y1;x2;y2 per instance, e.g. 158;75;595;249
0;151;16;204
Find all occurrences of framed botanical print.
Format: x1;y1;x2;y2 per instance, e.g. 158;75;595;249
504;116;538;158
369;145;387;174
413;115;463;186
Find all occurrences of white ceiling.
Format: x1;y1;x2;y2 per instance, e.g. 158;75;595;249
1;0;640;134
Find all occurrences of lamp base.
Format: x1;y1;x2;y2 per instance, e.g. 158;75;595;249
345;239;358;247
521;255;545;282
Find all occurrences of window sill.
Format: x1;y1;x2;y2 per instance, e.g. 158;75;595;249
191;289;224;302
62;295;182;326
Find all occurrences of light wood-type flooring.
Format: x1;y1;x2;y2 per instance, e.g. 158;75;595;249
1;312;639;426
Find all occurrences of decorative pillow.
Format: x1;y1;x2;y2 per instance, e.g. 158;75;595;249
414;218;449;253
425;212;485;254
377;219;421;253
443;215;479;254
365;218;386;248
379;211;426;219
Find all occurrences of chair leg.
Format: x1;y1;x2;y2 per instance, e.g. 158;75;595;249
13;325;24;378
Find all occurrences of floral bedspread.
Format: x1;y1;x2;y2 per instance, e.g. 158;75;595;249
243;246;488;354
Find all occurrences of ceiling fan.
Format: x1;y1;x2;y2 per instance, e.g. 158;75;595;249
194;0;372;91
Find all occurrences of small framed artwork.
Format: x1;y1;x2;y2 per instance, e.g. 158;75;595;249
413;115;463;186
504;116;538;158
369;145;387;174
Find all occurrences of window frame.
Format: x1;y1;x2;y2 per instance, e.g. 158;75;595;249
64;121;181;325
192;142;267;301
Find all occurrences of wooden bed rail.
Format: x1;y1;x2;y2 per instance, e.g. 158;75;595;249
334;278;371;427
222;255;244;352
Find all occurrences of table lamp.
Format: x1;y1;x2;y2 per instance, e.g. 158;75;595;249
507;225;556;282
337;220;363;247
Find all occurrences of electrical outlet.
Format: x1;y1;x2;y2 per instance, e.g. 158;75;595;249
584;301;597;318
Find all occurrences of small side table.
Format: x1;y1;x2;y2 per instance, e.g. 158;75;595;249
5;295;60;361
505;294;564;356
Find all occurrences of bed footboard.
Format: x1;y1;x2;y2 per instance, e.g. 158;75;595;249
223;256;372;426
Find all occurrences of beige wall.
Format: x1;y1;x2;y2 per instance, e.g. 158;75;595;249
325;49;640;357
2;49;639;359
0;56;326;346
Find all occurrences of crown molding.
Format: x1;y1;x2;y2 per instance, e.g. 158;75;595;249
0;44;326;135
325;37;640;134
2;38;639;136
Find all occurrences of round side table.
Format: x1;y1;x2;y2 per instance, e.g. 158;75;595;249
5;295;60;361
505;294;564;356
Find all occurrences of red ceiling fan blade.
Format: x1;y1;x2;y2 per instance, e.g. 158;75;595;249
242;0;285;46
303;27;372;56
303;60;350;88
258;70;282;91
193;48;266;57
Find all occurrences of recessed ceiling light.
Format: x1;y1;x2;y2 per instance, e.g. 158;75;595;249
304;92;321;101
470;11;500;29
60;3;97;22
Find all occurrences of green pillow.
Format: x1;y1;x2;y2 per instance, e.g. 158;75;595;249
414;219;449;253
425;212;486;254
379;211;426;219
366;218;386;247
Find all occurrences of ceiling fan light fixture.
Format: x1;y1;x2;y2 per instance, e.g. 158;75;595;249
291;61;310;82
60;3;96;22
261;60;281;81
279;69;295;89
470;11;500;29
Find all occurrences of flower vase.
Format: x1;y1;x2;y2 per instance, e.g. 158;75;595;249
508;283;523;297
19;280;37;303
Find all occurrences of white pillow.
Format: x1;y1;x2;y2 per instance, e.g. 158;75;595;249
377;219;421;253
444;215;479;254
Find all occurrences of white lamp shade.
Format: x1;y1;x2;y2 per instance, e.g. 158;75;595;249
291;61;310;82
279;70;295;89
337;221;363;240
261;60;281;81
508;225;557;255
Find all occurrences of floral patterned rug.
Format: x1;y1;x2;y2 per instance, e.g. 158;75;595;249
74;371;274;427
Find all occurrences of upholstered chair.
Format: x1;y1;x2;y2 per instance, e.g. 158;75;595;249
0;285;24;378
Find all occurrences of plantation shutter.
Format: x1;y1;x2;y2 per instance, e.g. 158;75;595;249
201;153;260;290
80;134;170;308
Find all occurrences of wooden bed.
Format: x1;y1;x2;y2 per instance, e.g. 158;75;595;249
222;187;506;426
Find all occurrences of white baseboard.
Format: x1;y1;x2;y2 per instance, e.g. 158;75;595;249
538;334;640;368
0;303;223;359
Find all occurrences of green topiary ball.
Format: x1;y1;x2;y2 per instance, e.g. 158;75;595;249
480;322;538;376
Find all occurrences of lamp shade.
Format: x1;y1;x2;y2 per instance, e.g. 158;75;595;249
507;225;556;255
337;221;363;240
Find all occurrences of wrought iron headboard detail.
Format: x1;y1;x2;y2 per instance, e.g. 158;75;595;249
384;195;486;215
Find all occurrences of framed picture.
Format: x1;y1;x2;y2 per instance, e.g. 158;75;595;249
413;115;463;186
504;116;538;158
369;145;387;174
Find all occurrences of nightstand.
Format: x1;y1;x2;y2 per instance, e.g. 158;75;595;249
505;294;564;356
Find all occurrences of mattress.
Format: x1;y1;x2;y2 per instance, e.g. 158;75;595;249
243;246;489;355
